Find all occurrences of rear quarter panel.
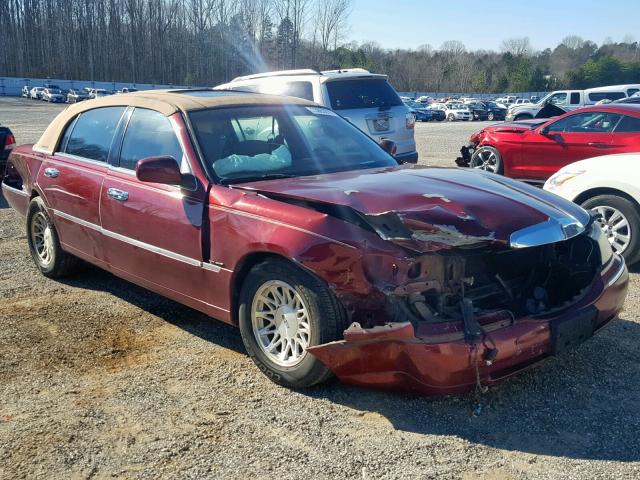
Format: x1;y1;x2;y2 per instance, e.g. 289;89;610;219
1;145;44;216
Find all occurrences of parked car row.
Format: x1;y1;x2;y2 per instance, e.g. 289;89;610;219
22;85;139;103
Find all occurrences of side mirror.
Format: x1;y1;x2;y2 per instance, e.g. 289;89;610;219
540;126;549;136
379;139;397;156
136;156;183;185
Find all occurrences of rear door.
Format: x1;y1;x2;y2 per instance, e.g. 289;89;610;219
37;106;125;264
518;111;620;180
99;108;215;308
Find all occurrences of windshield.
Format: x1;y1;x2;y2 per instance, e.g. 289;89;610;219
48;89;61;94
325;78;402;110
189;105;398;184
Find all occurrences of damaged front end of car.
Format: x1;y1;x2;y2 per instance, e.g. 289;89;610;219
238;168;628;394
307;207;626;395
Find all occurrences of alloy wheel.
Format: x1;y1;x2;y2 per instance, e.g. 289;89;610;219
592;205;631;255
30;211;54;267
251;280;311;367
472;149;499;173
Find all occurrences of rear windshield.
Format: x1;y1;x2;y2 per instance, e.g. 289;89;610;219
326;78;402;111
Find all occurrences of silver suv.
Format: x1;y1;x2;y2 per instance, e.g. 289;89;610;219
215;69;418;163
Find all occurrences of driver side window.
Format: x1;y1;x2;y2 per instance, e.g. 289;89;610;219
548;112;622;133
119;108;186;172
548;93;568;106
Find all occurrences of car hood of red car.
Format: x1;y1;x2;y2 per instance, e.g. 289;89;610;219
484;118;548;133
234;165;591;252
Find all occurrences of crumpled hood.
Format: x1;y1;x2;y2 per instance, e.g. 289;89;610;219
235;166;590;252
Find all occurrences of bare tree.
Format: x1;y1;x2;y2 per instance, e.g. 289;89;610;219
500;37;533;56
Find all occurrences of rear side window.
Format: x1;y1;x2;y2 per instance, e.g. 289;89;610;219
119;108;184;170
64;107;125;162
325;79;402;110
588;92;626;102
614;115;640;133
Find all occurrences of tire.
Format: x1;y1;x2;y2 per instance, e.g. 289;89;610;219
514;114;533;121
238;258;347;389
581;195;640;266
487;112;495;121
470;146;504;174
447;114;455;122
26;197;79;278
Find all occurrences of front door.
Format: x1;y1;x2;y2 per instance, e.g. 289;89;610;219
99;108;219;312
517;111;621;180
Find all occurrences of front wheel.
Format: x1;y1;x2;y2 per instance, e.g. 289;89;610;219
238;259;346;389
26;197;79;278
582;195;640;266
447;114;455;122
470;146;504;174
487;112;495;121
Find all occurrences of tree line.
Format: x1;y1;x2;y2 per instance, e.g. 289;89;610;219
1;1;640;93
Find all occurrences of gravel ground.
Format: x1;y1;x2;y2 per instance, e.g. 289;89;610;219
1;97;639;480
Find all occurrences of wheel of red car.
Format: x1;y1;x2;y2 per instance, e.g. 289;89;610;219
470;146;504;174
238;258;346;389
582;195;640;266
26;197;78;278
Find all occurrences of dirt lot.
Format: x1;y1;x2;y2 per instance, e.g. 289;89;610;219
1;97;639;480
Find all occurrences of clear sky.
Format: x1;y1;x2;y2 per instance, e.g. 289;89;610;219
348;0;637;51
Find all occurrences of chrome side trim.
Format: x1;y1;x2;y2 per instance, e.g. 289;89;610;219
100;228;201;266
1;183;29;197
606;256;626;288
52;209;228;272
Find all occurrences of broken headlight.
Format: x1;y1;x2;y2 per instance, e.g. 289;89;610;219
589;223;613;266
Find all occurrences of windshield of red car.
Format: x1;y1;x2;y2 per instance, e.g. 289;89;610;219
188;105;398;184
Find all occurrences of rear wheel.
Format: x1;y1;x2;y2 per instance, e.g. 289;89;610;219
581;195;640;266
487;112;495;121
470;146;503;174
26;197;79;278
238;259;346;389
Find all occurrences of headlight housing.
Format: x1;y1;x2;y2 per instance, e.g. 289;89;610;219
545;169;585;191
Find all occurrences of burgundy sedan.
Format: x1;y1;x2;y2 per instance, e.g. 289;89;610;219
457;104;640;183
1;90;628;395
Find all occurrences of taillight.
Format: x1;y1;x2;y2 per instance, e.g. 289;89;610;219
5;134;15;150
406;113;416;129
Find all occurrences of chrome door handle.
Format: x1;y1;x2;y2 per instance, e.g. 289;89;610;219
43;167;59;178
588;142;610;149
107;188;129;202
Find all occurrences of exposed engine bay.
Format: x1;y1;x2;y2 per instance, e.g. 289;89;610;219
386;231;601;329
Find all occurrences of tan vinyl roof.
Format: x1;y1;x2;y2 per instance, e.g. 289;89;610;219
34;89;316;155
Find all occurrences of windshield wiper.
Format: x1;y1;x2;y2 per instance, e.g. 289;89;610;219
222;173;297;185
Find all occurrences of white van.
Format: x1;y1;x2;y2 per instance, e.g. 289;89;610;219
215;69;418;163
506;84;640;121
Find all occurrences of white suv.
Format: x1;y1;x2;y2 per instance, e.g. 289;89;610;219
215;69;418;163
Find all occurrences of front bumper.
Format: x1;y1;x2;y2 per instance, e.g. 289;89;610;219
455;143;475;167
309;255;628;395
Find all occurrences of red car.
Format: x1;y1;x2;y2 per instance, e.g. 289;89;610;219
1;91;628;395
457;104;640;182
